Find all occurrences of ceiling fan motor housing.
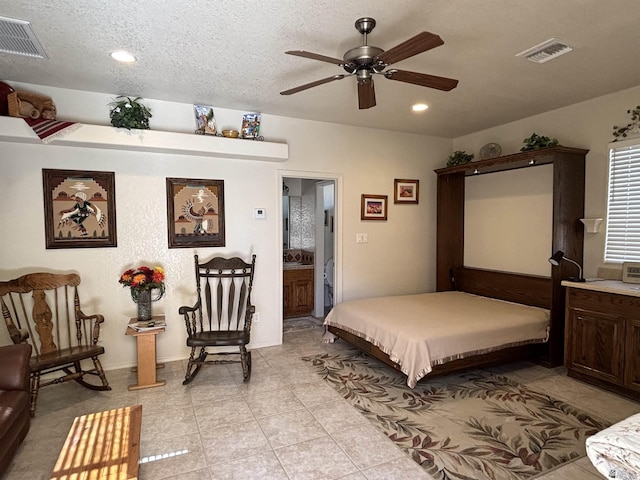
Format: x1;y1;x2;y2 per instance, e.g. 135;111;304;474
343;45;384;72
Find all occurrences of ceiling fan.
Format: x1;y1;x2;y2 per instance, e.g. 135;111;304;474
280;17;459;110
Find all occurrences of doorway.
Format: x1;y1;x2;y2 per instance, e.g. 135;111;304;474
281;173;338;332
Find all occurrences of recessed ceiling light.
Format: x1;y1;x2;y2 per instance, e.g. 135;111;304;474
110;50;136;63
412;103;429;112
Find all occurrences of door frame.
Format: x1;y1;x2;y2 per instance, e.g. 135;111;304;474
314;180;334;317
278;170;342;324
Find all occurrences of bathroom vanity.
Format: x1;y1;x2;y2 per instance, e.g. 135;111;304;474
283;264;314;318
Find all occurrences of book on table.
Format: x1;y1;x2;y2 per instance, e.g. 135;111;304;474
130;319;166;331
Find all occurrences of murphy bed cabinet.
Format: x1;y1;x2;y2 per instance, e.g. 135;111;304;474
283;267;314;318
564;280;640;400
435;146;587;367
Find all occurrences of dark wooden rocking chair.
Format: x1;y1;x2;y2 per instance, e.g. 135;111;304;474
180;254;256;385
0;272;111;416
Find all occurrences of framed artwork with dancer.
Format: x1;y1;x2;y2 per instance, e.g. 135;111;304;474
42;169;117;249
166;177;225;248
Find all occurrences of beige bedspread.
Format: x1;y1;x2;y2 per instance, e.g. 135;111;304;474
324;291;550;388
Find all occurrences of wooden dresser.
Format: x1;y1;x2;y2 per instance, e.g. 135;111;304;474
563;280;640;400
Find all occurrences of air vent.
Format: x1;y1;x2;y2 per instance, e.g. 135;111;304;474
516;38;572;64
0;15;48;58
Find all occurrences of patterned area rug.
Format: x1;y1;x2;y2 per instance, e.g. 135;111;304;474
283;316;324;333
303;353;610;480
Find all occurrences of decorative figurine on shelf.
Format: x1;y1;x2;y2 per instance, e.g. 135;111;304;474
7;89;57;120
108;96;152;130
193;105;216;135
119;265;165;321
241;113;263;140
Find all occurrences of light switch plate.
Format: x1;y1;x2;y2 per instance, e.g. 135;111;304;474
356;233;368;243
254;208;266;219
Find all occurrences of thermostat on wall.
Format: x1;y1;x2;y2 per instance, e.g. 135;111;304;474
622;262;640;284
254;208;266;219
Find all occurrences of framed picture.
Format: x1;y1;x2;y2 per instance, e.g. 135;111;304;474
241;113;261;139
394;179;419;204
361;194;388;221
166;178;225;248
42;169;117;249
194;105;217;135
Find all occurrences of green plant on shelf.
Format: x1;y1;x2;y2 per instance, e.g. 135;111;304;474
520;133;558;151
446;150;474;167
108;96;152;130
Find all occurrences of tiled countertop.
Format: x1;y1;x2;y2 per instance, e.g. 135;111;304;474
562;279;640;298
283;263;314;271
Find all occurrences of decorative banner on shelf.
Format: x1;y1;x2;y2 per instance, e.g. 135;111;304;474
24;118;81;144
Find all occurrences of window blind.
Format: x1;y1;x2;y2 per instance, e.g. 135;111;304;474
605;139;640;263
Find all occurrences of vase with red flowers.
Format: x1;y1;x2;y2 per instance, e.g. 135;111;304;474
119;265;165;321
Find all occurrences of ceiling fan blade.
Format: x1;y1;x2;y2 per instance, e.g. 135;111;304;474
385;69;458;91
376;32;444;65
358;78;376;109
285;50;346;65
280;74;346;95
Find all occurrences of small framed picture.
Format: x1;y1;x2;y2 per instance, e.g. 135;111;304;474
42;169;117;249
166;177;225;248
241;113;261;139
622;262;640;284
361;194;388;221
394;179;419;204
194;105;217;135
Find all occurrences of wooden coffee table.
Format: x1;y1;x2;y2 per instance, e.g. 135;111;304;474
50;405;142;480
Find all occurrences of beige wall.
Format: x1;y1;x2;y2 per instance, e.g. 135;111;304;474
0;82;451;370
454;84;640;278
3;81;638;370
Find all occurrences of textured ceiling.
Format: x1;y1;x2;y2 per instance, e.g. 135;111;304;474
1;0;640;138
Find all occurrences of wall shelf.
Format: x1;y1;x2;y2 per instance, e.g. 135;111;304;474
0;116;288;162
434;146;589;176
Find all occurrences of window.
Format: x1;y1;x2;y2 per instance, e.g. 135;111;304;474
605;139;640;262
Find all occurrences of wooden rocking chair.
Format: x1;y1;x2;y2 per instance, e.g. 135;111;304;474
0;272;111;416
180;255;256;385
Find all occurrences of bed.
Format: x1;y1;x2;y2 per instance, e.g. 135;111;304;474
323;148;585;386
324;266;554;387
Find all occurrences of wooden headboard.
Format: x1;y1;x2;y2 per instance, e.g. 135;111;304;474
451;266;551;310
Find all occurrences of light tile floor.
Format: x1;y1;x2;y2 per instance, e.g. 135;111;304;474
5;325;639;480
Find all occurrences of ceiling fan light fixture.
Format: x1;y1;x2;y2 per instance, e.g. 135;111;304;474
110;50;136;63
515;38;572;64
412;103;428;112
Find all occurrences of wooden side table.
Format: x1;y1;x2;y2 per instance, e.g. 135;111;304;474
126;315;166;391
51;405;142;480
